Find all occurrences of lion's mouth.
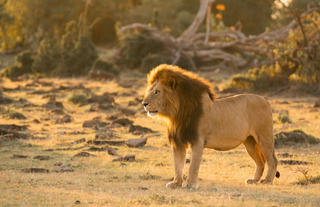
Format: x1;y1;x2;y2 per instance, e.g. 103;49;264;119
147;111;158;117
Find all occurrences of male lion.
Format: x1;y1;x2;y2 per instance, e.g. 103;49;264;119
142;64;279;189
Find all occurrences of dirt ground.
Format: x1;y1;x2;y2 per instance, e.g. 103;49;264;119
0;70;320;207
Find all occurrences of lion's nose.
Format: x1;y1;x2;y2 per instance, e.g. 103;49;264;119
142;101;149;107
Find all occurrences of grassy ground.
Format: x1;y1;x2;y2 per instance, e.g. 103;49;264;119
0;71;320;207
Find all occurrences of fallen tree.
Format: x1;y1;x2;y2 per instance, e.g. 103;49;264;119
117;0;319;71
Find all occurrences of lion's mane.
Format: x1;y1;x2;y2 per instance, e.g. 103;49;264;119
147;64;216;147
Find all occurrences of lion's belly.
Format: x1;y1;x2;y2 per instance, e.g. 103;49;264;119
204;132;247;151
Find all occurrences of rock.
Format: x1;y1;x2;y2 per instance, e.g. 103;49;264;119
138;187;149;191
112;154;135;162
275;129;320;147
106;114;119;121
9;111;26;120
73;151;96;158
87;140;125;146
95;128;114;139
98;103;113;110
0;124;27;131
125;138;147;148
33;119;40;123
129;125;153;135
119;107;136;116
70;138;86;146
56;114;72;124
51;109;65;115
74;200;81;205
88;146;107;151
0;124;30;139
54;161;63;166
314;99;320;108
33;155;51;160
55;165;74;173
0;91;13;104
277;152;293;158
83;118;107;128
11;154;28;159
107;148;119;156
42;96;64;110
112;118;133;127
88;92;114;104
22;168;50;173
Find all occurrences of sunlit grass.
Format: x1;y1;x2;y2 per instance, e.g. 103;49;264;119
0;73;320;207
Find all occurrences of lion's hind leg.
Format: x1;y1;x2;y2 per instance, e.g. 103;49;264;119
244;136;265;184
257;135;278;184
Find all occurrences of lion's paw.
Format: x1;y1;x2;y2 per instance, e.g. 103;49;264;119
183;182;198;190
260;179;272;184
246;179;259;184
166;181;182;189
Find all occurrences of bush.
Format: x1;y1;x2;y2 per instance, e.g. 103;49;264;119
68;93;88;105
91;59;119;75
118;29;194;72
2;20;100;78
2;50;34;79
140;54;171;73
226;10;320;93
118;30;167;68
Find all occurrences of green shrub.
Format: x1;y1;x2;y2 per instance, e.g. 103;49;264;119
140;54;171;73
226;10;320;93
68;93;88;105
118;29;195;72
91;59;119;75
277;113;292;124
2;50;34;79
118;30;167;68
32;38;61;75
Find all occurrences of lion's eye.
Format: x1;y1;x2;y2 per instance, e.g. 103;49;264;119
154;90;160;95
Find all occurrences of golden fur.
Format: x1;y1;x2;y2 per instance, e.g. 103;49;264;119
143;64;279;189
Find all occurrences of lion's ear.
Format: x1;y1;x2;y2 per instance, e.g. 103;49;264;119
164;78;177;90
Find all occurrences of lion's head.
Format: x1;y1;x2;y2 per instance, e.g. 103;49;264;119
143;64;215;147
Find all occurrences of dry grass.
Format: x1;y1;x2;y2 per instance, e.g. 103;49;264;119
0;71;320;207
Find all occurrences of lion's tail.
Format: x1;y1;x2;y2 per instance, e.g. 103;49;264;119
276;171;280;178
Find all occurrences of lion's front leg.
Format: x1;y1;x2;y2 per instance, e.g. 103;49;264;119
166;145;186;189
185;141;204;189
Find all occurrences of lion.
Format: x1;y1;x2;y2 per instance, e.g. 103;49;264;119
142;64;280;189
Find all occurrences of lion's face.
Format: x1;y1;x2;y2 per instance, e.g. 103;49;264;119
143;81;173;117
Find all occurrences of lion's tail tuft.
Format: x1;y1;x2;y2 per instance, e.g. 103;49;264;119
276;171;280;178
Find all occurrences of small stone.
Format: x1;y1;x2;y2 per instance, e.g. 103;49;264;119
22;168;50;173
74;200;81;205
83;118;107;128
33;119;40;123
125;138;147;148
107;148;119;156
73;151;96;158
112;118;133;127
70;138;86;145
56;114;72;124
314;99;320;107
33;155;51;160
129;125;153;135
112;154;135;162
11;154;28;159
55;165;74;173
54;161;63;166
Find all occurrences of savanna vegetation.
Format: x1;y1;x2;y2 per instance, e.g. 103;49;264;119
0;0;320;206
